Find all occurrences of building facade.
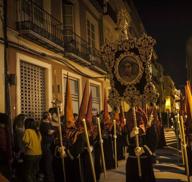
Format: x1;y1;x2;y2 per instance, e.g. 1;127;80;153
162;75;178;113
2;0;149;121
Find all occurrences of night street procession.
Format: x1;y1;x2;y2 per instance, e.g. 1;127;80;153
1;0;192;182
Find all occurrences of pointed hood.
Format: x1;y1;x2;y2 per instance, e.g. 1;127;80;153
78;81;89;123
65;75;75;128
86;91;92;125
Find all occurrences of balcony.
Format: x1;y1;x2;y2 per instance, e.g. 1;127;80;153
64;29;105;73
104;3;117;23
16;0;106;72
16;0;64;53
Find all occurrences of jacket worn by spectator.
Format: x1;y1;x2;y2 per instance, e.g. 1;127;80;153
23;128;42;155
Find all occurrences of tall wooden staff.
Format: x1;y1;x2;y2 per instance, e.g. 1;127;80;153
180;115;190;182
132;106;142;177
82;118;96;182
52;100;66;182
113;119;118;168
97;117;107;177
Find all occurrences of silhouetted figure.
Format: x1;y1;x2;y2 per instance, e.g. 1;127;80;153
40;112;55;182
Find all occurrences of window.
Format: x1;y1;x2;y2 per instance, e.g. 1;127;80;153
20;60;46;121
90;83;100;115
64;76;79;114
33;0;44;25
21;0;44;25
87;19;96;49
63;4;74;41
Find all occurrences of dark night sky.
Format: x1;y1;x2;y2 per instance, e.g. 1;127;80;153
133;1;192;88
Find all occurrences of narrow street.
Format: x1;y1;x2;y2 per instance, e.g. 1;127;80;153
154;129;187;182
100;129;190;182
1;1;192;182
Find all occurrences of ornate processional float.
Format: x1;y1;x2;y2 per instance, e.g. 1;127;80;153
101;9;159;177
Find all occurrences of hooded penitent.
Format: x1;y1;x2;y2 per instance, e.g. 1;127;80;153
86;91;93;130
78;81;89;126
64;75;75;128
103;90;112;130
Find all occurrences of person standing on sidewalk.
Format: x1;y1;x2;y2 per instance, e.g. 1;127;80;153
40;112;55;182
23;118;42;182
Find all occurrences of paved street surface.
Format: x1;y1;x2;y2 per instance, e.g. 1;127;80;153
100;129;191;182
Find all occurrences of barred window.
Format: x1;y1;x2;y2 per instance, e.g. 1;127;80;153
64;76;79;114
90;83;100;116
20;60;46;121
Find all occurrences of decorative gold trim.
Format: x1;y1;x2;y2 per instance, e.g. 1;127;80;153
117;9;131;40
108;87;121;109
101;33;158;107
124;85;142;106
142;82;159;104
101;42;116;70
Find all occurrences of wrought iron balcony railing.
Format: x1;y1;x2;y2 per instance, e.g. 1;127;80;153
17;0;64;50
64;28;104;71
16;0;105;71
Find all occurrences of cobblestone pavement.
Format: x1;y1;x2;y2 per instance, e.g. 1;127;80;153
100;129;191;182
